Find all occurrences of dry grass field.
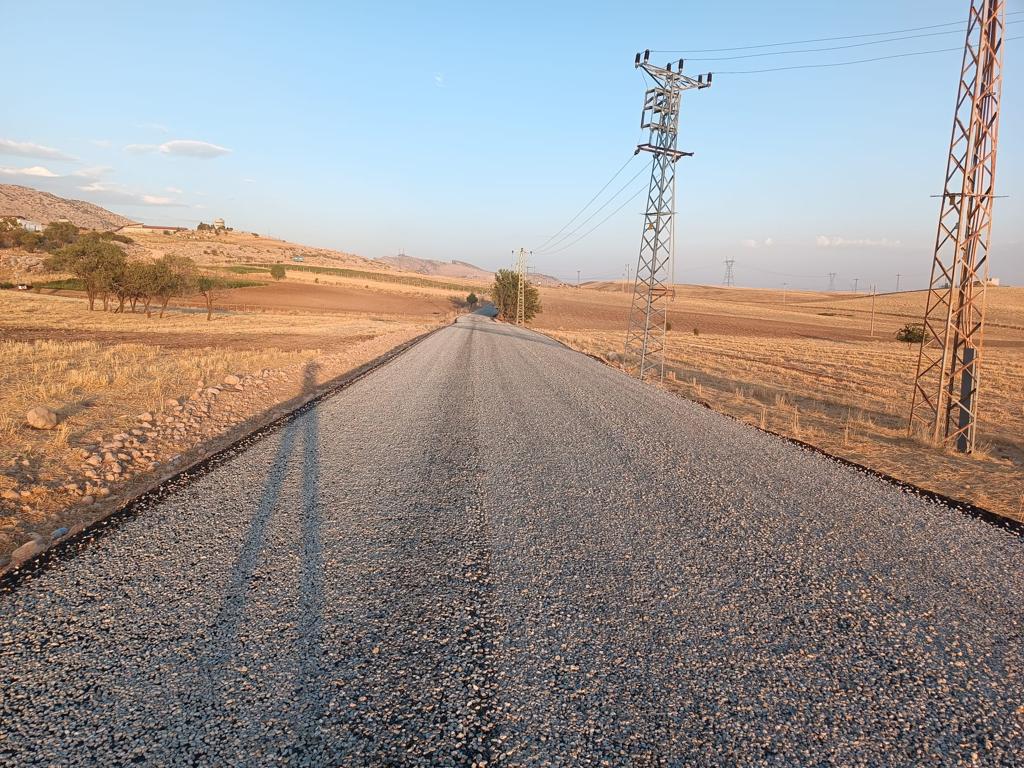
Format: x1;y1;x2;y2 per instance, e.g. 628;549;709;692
535;283;1024;523
0;281;451;566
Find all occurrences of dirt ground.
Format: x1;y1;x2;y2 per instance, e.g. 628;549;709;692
0;285;452;567
534;283;1024;523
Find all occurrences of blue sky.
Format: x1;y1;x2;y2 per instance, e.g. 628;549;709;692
1;0;1021;289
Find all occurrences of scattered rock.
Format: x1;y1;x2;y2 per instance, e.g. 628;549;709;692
139;412;154;423
10;538;44;565
25;406;58;430
223;374;241;387
1;489;18;501
80;495;95;505
50;527;69;541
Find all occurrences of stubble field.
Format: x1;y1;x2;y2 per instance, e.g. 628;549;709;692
534;283;1024;522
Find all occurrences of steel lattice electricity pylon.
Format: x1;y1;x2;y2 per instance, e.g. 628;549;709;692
624;50;710;381
908;0;1005;453
723;258;735;287
514;247;528;325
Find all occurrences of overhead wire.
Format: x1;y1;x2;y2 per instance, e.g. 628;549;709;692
715;35;1022;75
536;162;649;253
532;154;638;252
683;20;1022;62
650;10;1023;53
542;185;648;256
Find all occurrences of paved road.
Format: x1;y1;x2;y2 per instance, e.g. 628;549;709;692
2;314;1022;766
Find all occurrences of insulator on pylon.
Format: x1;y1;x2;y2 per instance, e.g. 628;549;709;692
707;72;713;83
678;59;684;71
634;52;641;66
666;62;672;72
697;74;703;84
644;49;650;62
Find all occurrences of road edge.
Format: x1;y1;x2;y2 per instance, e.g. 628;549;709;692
526;325;1024;538
0;322;449;588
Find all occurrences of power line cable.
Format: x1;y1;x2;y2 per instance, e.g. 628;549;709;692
684;20;1022;62
542;184;648;255
716;36;1022;75
537;163;649;253
532;154;637;252
650;10;1024;53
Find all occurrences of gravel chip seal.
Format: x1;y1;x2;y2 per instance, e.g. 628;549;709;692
1;313;1021;766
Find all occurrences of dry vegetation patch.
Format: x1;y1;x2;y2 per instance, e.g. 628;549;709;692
0;290;442;567
537;285;1024;522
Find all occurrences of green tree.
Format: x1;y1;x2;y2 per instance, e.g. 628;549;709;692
896;323;926;345
151;254;199;317
46;238;126;311
466;292;478;309
196;274;226;321
490;269;541;322
269;264;286;280
42;221;79;251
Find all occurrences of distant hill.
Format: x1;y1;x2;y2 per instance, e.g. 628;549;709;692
375;253;564;286
375;254;493;281
0;184;135;231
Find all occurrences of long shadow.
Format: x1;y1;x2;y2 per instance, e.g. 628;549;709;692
296;362;325;751
199;361;324;752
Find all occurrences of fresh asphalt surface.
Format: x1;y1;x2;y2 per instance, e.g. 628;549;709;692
1;313;1022;766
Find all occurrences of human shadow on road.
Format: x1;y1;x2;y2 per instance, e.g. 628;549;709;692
201;361;325;751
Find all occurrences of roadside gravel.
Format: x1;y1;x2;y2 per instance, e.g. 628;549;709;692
1;314;1021;766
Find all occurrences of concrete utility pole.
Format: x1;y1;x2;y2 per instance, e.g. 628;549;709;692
782;282;788;306
853;278;859;293
577;269;581;288
909;0;1005;453
624;50;711;382
896;273;902;292
723;257;735;287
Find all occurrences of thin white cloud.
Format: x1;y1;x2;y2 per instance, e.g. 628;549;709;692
136;122;171;134
165;186;184;194
90;139;112;149
125;139;231;158
0;138;76;161
740;238;773;249
78;181;185;207
71;165;112;179
740;239;758;248
816;235;901;248
159;139;231;158
0;165;61;178
434;72;445;88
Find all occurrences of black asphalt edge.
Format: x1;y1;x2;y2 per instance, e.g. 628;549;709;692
0;323;449;590
529;326;1024;539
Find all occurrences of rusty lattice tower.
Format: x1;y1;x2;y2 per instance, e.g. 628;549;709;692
624;50;710;381
908;0;1005;453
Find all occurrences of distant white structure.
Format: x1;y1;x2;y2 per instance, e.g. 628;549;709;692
213;217;226;229
986;277;1000;287
2;216;44;232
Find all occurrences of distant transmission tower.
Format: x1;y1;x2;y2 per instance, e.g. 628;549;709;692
828;272;837;292
624;50;711;381
909;0;1005;453
723;257;735;287
514;247;528;325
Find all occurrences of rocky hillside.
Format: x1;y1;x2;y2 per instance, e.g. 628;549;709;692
0;184;135;231
375;254;494;281
375;253;564;286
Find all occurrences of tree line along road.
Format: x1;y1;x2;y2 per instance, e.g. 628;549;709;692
1;312;1022;766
